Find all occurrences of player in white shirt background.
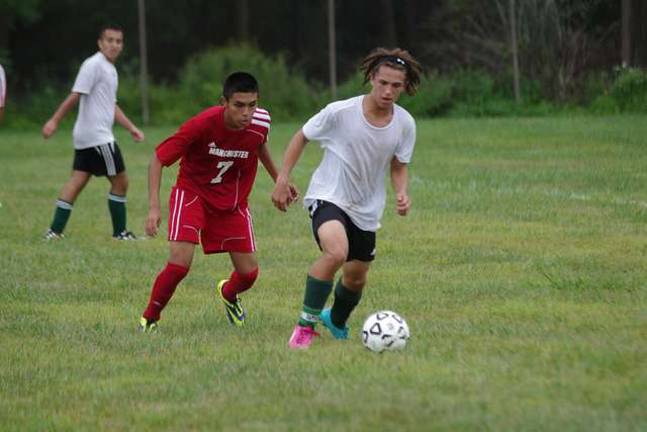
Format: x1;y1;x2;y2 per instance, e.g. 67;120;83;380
41;24;144;240
271;47;423;349
0;64;6;123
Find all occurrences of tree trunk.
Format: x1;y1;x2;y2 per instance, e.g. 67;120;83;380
237;0;250;42
380;0;397;47
0;14;9;59
138;0;150;125
632;0;647;67
622;0;631;66
509;0;521;104
328;0;337;99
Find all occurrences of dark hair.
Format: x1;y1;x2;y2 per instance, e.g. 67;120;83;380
222;72;259;100
360;48;423;95
98;24;124;39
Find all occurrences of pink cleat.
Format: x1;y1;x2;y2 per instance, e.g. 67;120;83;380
288;324;320;349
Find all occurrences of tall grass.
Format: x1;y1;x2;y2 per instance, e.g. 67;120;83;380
1;116;645;431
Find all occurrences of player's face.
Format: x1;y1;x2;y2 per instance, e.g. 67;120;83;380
223;92;259;130
98;29;124;63
369;65;406;110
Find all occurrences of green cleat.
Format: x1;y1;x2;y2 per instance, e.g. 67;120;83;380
138;317;158;333
217;279;246;327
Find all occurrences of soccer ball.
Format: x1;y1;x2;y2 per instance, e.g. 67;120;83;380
361;310;410;353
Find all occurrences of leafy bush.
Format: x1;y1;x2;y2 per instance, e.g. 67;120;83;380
589;67;647;114
179;44;319;121
333;68;555;118
609;67;647;113
400;74;453;117
3;84;69;129
118;74;190;125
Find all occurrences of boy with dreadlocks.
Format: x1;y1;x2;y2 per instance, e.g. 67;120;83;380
271;47;423;349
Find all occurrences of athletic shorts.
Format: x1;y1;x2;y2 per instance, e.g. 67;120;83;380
167;186;256;254
73;142;125;177
310;200;376;262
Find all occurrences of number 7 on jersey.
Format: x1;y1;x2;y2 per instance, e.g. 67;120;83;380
210;161;234;184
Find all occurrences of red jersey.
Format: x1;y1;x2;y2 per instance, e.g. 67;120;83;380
156;106;271;211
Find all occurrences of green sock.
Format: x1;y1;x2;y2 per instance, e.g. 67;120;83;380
50;199;73;233
330;279;362;328
298;275;333;328
108;193;127;236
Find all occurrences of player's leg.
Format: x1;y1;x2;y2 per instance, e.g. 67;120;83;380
320;215;375;339
302;220;348;322
104;142;133;239
218;252;259;326
223;251;259;300
202;206;259;326
46;169;91;237
328;224;375;329
321;260;370;338
140;241;195;331
289;202;349;348
140;187;204;331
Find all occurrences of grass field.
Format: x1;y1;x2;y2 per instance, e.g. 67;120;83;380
1;115;646;431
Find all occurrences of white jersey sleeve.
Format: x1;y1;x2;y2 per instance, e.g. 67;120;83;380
72;57;98;95
302;103;336;142
394;109;416;164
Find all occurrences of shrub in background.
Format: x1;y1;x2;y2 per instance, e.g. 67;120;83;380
179;44;319;121
589;67;647;114
609;67;647;113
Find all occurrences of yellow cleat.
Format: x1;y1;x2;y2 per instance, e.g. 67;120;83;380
217;279;246;327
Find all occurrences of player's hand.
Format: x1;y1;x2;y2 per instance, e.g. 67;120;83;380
288;183;300;204
396;193;411;216
42;119;58;139
145;207;161;236
131;127;145;142
271;179;296;212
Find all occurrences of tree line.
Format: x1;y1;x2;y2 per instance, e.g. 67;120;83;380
1;0;645;113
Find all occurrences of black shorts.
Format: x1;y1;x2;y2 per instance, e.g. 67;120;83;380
73;142;125;177
310;200;376;262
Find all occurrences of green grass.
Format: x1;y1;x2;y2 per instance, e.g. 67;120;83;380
1;115;646;431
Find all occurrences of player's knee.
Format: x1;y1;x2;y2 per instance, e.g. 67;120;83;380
240;267;259;284
111;173;128;194
344;275;366;291
323;249;347;269
168;253;193;269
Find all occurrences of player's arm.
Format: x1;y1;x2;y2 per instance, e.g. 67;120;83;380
42;92;80;139
390;157;411;216
271;129;309;212
258;141;279;182
146;119;197;236
259;141;300;203
115;104;145;142
145;154;164;237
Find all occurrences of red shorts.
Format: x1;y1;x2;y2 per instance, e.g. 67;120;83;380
167;186;256;254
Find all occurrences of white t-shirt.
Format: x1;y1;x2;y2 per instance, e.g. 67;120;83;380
302;95;416;231
71;52;118;149
0;65;6;108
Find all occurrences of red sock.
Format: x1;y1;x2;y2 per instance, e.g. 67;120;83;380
143;262;189;321
222;267;259;302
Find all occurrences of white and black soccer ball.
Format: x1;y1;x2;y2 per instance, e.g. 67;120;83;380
361;310;410;353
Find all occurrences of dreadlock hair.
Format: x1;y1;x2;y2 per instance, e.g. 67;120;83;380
360;48;422;96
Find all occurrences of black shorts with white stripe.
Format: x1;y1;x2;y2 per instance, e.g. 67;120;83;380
73;142;126;177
